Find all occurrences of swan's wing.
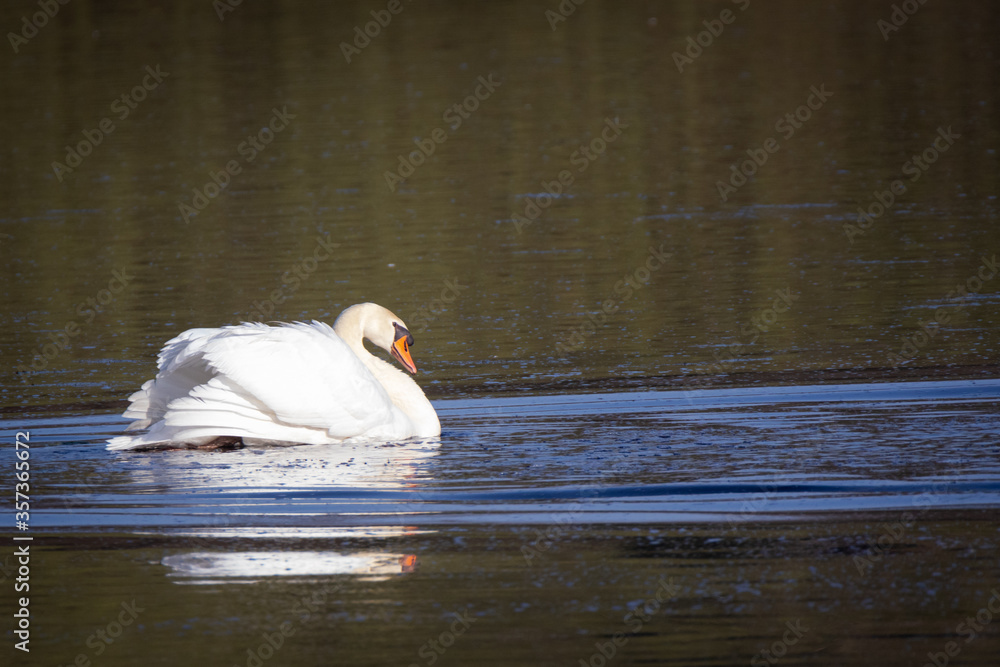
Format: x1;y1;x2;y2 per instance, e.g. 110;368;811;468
193;321;396;438
121;327;230;427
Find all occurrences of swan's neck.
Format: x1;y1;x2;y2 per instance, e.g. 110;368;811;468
333;308;370;362
360;353;440;436
333;309;440;437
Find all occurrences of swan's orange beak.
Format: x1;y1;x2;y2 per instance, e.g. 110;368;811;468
391;325;417;374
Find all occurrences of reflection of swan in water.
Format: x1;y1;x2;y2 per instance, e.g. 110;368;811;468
162;546;421;583
135;442;439;584
122;437;441;490
108;303;441;450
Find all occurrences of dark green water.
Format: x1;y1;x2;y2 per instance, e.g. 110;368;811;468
2;1;999;665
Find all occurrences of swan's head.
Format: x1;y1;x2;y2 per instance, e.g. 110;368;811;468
335;303;418;374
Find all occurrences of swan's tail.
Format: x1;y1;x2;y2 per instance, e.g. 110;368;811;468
106;435;142;451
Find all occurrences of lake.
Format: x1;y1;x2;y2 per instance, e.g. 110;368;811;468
1;1;999;665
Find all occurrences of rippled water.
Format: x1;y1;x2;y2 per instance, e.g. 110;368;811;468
3;0;1000;665
5;378;1000;665
25;378;1000;530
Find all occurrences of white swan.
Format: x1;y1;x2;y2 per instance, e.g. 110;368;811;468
106;303;440;450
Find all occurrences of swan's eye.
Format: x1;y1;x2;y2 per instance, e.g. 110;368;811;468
392;322;413;346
